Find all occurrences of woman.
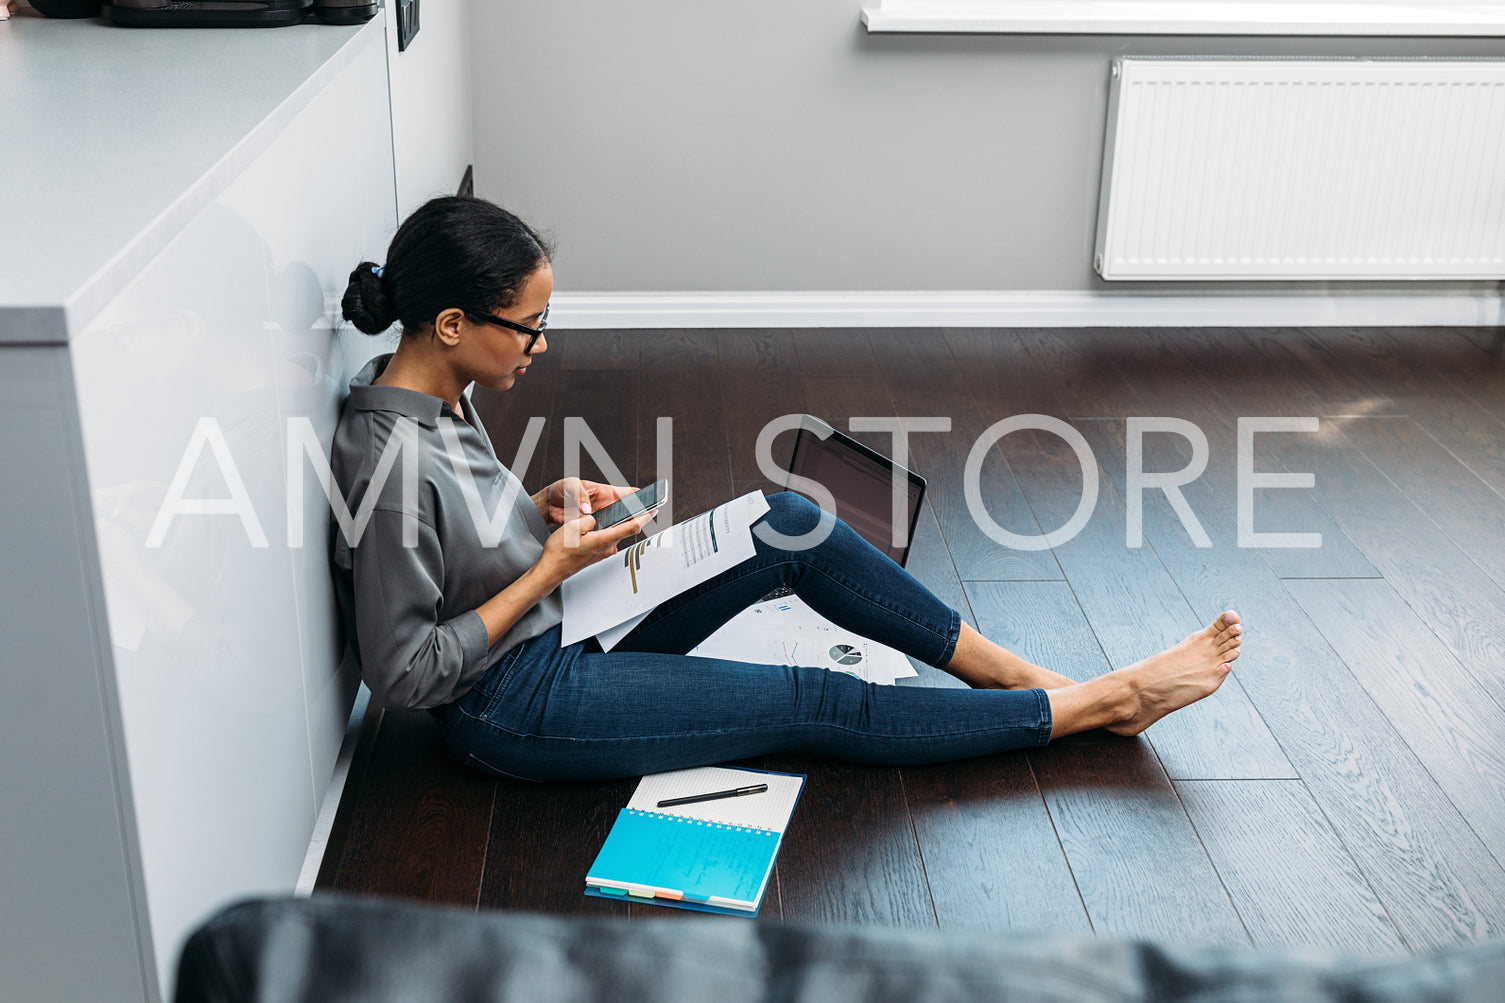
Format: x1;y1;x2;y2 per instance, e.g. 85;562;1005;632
333;196;1242;783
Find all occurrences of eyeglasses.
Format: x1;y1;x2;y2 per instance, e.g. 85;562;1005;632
469;304;549;353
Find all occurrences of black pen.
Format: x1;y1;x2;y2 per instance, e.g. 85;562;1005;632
658;784;768;808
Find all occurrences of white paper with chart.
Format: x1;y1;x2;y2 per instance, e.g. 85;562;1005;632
560;490;771;646
686;593;918;685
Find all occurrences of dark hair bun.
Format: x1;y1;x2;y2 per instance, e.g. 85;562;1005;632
343;198;553;338
341;262;399;335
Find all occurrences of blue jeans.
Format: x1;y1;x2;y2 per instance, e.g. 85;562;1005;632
432;492;1053;782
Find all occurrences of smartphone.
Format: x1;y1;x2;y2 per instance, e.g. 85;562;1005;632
591;479;667;530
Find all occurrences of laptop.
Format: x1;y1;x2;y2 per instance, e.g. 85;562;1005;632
758;415;927;601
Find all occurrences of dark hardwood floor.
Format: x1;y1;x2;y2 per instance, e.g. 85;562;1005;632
316;326;1505;954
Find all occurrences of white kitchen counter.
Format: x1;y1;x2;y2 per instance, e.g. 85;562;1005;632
0;10;398;1001
0;10;384;342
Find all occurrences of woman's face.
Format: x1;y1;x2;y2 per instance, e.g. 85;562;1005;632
466;261;554;392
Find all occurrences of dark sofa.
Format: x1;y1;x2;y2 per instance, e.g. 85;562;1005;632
175;893;1505;1003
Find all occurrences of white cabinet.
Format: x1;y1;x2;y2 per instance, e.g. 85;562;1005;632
0;15;397;1002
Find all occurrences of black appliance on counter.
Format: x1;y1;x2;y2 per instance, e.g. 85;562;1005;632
101;0;378;27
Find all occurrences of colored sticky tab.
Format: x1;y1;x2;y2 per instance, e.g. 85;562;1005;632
626;887;655;899
597;886;627;897
656;890;684;901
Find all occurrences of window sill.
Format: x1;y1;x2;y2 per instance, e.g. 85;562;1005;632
859;2;1505;37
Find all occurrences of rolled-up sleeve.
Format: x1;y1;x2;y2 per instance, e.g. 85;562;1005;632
351;507;492;710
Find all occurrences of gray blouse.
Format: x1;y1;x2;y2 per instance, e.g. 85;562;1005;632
329;354;562;710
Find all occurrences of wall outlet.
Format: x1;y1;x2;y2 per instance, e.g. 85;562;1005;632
397;0;420;51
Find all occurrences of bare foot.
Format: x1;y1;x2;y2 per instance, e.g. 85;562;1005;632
1105;611;1242;736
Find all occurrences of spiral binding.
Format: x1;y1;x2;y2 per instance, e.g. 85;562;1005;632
626;808;777;834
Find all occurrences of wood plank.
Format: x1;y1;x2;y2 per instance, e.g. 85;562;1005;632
1456;326;1505;358
1366;330;1505;505
1400;399;1505;506
1298;326;1477;404
1259;331;1505;574
796;330;902;464
717;330;809;483
1030;741;1249;946
313;704;386;892
730;480;769;499
1285;579;1505;865
941;328;1291;780
1175;780;1404;954
326;709;494;908
963;578;1253;937
904;582;1097;934
638;330;729;522
323;324;1505;951
1269;329;1505;582
794;329;887;442
1289;421;1505;710
557;328;641;371
541;367;639;487
962;579;1111;685
792;328;883;381
1175;565;1505;953
1009;423;1290;779
1138;332;1505;951
1013;327;1167;419
768;755;936;928
1238;327;1408;417
477;776;635;918
1389;326;1505;428
872;329;1062;582
900;756;1091;934
1337;415;1505;595
1082;326;1378;580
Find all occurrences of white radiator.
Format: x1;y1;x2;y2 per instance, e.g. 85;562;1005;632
1094;58;1505;280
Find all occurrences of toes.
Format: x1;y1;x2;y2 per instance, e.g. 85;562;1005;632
1214;624;1243;644
1215;610;1240;630
1221;643;1242;661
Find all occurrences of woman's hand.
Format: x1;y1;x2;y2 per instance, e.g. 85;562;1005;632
532;477;639;527
534;508;657;586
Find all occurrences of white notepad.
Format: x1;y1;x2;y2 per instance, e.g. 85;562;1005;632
586;765;806;915
626;766;804;833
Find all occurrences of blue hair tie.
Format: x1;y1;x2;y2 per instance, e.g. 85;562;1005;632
372;264;385;278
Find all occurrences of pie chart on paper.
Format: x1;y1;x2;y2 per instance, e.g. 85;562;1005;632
829;644;863;666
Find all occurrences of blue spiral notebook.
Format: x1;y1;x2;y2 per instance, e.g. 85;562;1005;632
584;766;806;916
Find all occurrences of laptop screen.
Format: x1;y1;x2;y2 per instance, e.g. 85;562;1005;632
785;419;926;568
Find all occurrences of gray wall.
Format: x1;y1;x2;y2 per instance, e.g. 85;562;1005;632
470;0;1505;294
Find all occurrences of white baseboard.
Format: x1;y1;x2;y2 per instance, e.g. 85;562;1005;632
295;687;373;896
548;290;1505;330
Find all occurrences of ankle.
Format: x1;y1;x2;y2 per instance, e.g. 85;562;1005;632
1047;672;1140;739
1103;671;1141;727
